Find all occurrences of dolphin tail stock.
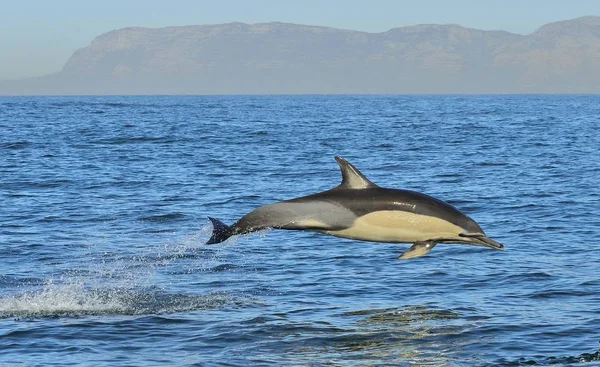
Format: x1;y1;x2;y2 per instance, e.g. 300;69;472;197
206;217;233;244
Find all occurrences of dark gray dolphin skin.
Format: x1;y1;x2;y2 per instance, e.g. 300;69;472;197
207;156;504;259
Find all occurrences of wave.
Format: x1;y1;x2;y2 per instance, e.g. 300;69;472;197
137;213;187;222
501;347;600;366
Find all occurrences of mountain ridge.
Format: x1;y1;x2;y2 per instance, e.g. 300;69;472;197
2;16;599;95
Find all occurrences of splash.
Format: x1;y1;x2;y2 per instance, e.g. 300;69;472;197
0;280;239;318
0;280;127;317
0;225;252;319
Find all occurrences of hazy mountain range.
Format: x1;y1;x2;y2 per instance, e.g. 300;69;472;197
2;16;600;95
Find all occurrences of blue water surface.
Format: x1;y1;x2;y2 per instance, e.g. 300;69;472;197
1;95;599;366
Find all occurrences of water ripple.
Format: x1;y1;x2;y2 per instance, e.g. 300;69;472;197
2;95;600;366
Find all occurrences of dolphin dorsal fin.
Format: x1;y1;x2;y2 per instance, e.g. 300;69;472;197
334;156;378;189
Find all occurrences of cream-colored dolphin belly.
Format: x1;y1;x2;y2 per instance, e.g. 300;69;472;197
325;210;464;243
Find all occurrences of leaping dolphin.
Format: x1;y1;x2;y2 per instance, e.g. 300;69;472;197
206;156;504;259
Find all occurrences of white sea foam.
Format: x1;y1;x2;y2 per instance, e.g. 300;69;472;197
0;280;128;317
0;226;249;318
0;280;237;318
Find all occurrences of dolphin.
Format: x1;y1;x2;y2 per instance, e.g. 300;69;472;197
206;156;504;259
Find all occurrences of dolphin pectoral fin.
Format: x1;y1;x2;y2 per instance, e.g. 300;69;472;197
398;241;437;260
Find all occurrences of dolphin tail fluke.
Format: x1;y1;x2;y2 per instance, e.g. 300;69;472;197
206;217;233;244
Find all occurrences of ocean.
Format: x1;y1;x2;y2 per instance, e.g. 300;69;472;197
1;95;599;366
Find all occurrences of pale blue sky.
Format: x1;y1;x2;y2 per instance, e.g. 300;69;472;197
1;0;599;81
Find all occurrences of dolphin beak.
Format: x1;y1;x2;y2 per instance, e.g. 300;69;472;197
472;236;504;250
459;233;504;250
